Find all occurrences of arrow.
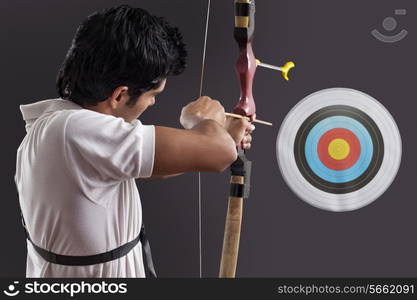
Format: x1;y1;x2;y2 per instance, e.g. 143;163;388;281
256;59;295;81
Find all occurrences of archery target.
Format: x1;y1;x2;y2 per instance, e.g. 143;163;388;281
277;88;402;212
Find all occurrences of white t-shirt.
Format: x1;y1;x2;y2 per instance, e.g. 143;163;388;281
14;98;155;278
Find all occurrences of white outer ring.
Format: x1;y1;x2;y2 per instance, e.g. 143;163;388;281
276;88;402;212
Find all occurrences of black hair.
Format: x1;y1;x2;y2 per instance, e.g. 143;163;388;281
56;5;187;106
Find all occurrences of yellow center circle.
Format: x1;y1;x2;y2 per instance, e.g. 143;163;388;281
328;138;350;160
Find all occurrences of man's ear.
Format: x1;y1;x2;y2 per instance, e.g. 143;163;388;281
109;86;129;109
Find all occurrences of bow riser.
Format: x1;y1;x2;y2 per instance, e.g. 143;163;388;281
233;0;257;119
234;43;257;119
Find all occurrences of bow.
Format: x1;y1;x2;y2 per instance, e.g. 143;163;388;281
197;0;293;278
218;0;256;278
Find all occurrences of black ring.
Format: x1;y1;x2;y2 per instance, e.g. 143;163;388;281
294;105;384;194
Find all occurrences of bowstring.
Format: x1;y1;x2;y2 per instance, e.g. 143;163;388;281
197;0;211;278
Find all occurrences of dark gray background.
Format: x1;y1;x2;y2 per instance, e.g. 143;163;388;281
1;0;416;277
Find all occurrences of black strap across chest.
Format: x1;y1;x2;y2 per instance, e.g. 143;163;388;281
20;210;156;278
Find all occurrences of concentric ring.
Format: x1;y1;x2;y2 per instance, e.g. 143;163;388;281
317;128;360;170
276;88;402;212
296;107;383;191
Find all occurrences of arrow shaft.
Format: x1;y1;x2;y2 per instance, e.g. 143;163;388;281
257;61;282;72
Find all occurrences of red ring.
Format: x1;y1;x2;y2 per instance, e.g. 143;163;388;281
317;128;361;170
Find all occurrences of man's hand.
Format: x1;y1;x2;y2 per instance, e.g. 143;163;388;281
180;96;226;129
180;96;255;149
225;118;255;150
151;97;257;177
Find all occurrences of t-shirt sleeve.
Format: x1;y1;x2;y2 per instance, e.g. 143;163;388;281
65;110;155;181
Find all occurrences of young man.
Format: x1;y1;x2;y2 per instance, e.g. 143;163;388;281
14;5;253;277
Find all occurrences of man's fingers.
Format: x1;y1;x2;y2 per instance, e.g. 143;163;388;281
225;118;255;147
242;142;251;150
247;124;255;134
243;134;252;144
244;124;255;136
242;124;253;149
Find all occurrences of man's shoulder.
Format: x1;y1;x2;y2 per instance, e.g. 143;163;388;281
60;108;116;130
64;109;143;142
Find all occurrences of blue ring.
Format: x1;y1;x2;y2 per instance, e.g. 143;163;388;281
304;116;373;183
